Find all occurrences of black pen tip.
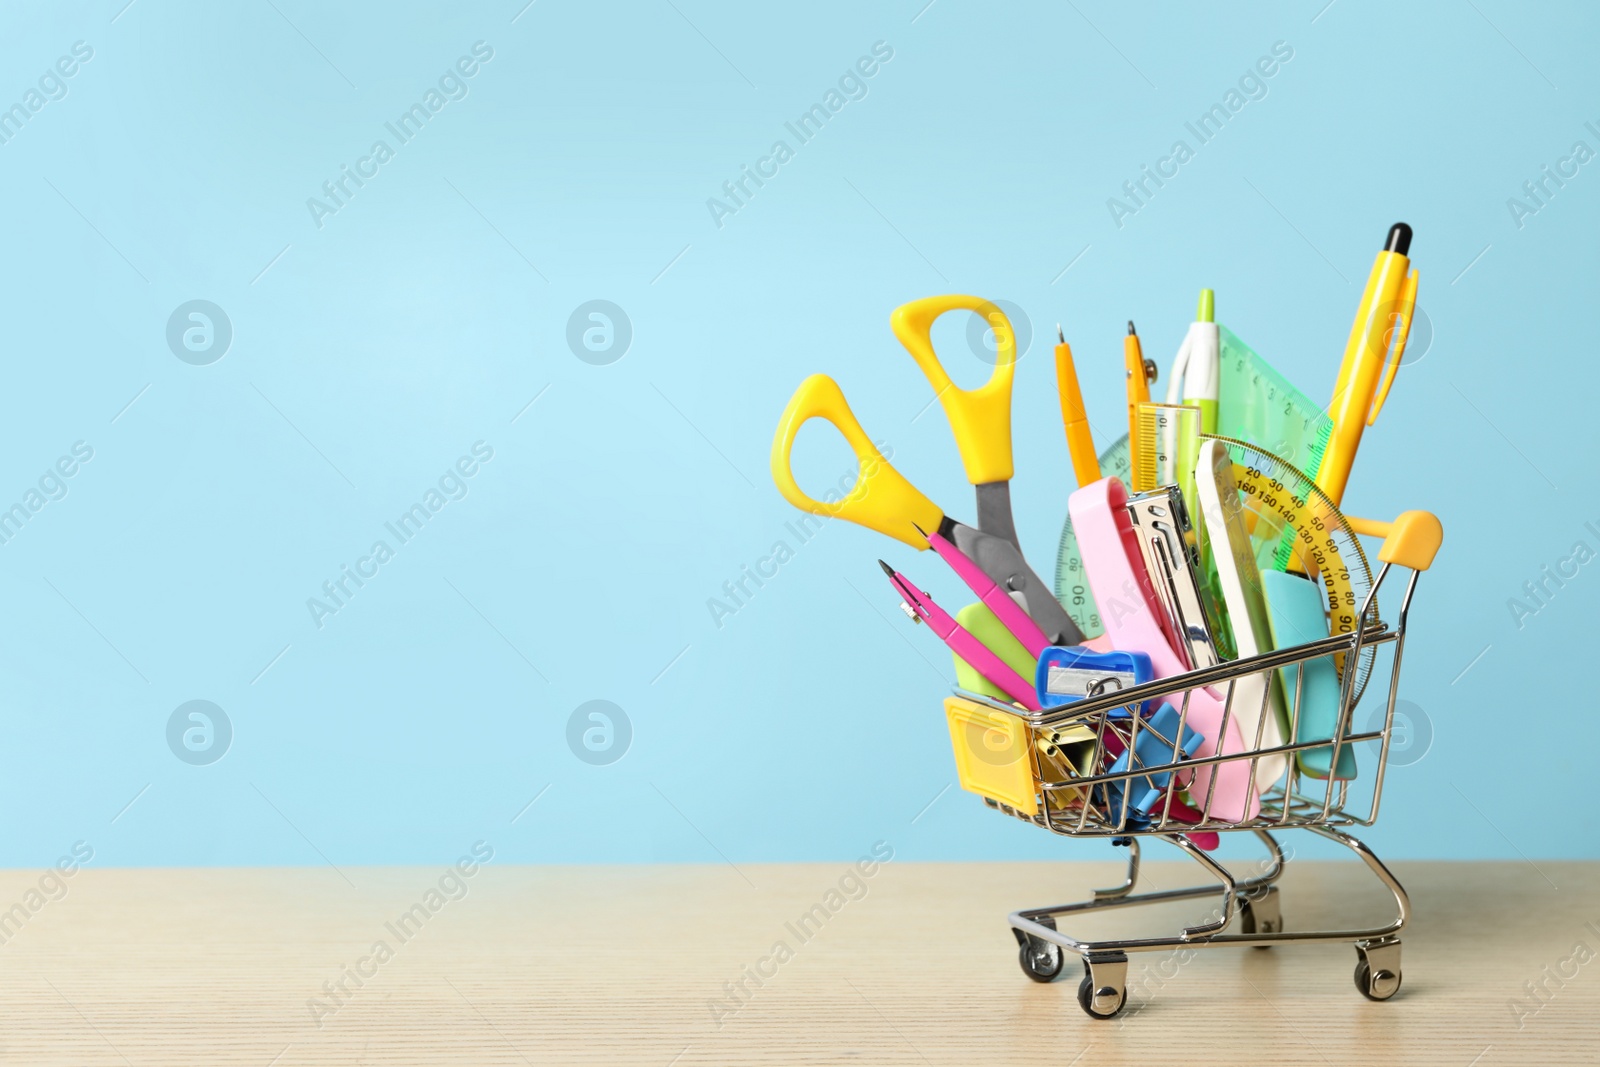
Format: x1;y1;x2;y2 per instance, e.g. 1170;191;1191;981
1386;222;1412;256
910;522;928;538
878;559;896;578
1127;320;1137;335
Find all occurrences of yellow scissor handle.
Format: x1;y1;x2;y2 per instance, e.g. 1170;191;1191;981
769;373;943;549
890;295;1016;486
1369;268;1418;427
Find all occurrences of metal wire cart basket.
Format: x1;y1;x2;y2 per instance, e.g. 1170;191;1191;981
944;508;1443;1020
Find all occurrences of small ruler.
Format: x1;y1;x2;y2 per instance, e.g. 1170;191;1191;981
1217;325;1332;485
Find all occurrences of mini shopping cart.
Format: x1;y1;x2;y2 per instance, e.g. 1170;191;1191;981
945;509;1442;1020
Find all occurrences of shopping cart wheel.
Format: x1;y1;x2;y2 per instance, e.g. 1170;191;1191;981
1353;939;1403;1001
1239;886;1283;948
1075;955;1128;1019
1015;916;1062;982
1018;937;1064;983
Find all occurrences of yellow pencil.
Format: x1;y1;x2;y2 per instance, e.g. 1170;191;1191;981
1055;325;1101;487
1124;321;1154;477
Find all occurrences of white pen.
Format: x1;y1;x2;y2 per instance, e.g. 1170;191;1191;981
1165;287;1219;435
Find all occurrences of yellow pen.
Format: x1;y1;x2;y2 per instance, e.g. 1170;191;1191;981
1316;223;1418;506
1055;325;1100;487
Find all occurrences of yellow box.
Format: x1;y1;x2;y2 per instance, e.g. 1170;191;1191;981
944;697;1038;815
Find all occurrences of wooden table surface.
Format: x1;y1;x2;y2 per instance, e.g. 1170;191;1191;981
2;858;1594;1065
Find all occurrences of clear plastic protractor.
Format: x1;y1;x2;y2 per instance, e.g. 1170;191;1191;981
1055;434;1376;701
1054;434;1130;639
1207;435;1377;700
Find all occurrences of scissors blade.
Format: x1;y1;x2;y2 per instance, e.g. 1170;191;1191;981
974;481;1020;548
945;518;1084;646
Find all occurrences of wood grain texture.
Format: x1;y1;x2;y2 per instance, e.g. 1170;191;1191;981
0;859;1593;1065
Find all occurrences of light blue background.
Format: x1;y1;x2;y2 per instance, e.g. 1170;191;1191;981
2;0;1594;867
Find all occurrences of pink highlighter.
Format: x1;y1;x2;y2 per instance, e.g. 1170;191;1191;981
879;561;1041;711
920;524;1053;659
1066;477;1260;822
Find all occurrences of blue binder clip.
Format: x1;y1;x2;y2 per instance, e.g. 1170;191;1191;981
1098;702;1204;825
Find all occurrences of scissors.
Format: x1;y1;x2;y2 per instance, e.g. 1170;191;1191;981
769;295;1083;646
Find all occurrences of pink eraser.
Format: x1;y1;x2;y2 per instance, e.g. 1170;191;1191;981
1067;477;1260;822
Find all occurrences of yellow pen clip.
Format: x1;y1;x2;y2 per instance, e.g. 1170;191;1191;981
890;295;1016;486
769;373;944;549
1368;268;1418;427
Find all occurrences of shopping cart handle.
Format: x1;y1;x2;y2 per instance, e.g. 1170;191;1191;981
1347;510;1443;572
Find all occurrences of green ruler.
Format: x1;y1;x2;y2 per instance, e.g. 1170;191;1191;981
1217;326;1333;570
1217;325;1331;484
